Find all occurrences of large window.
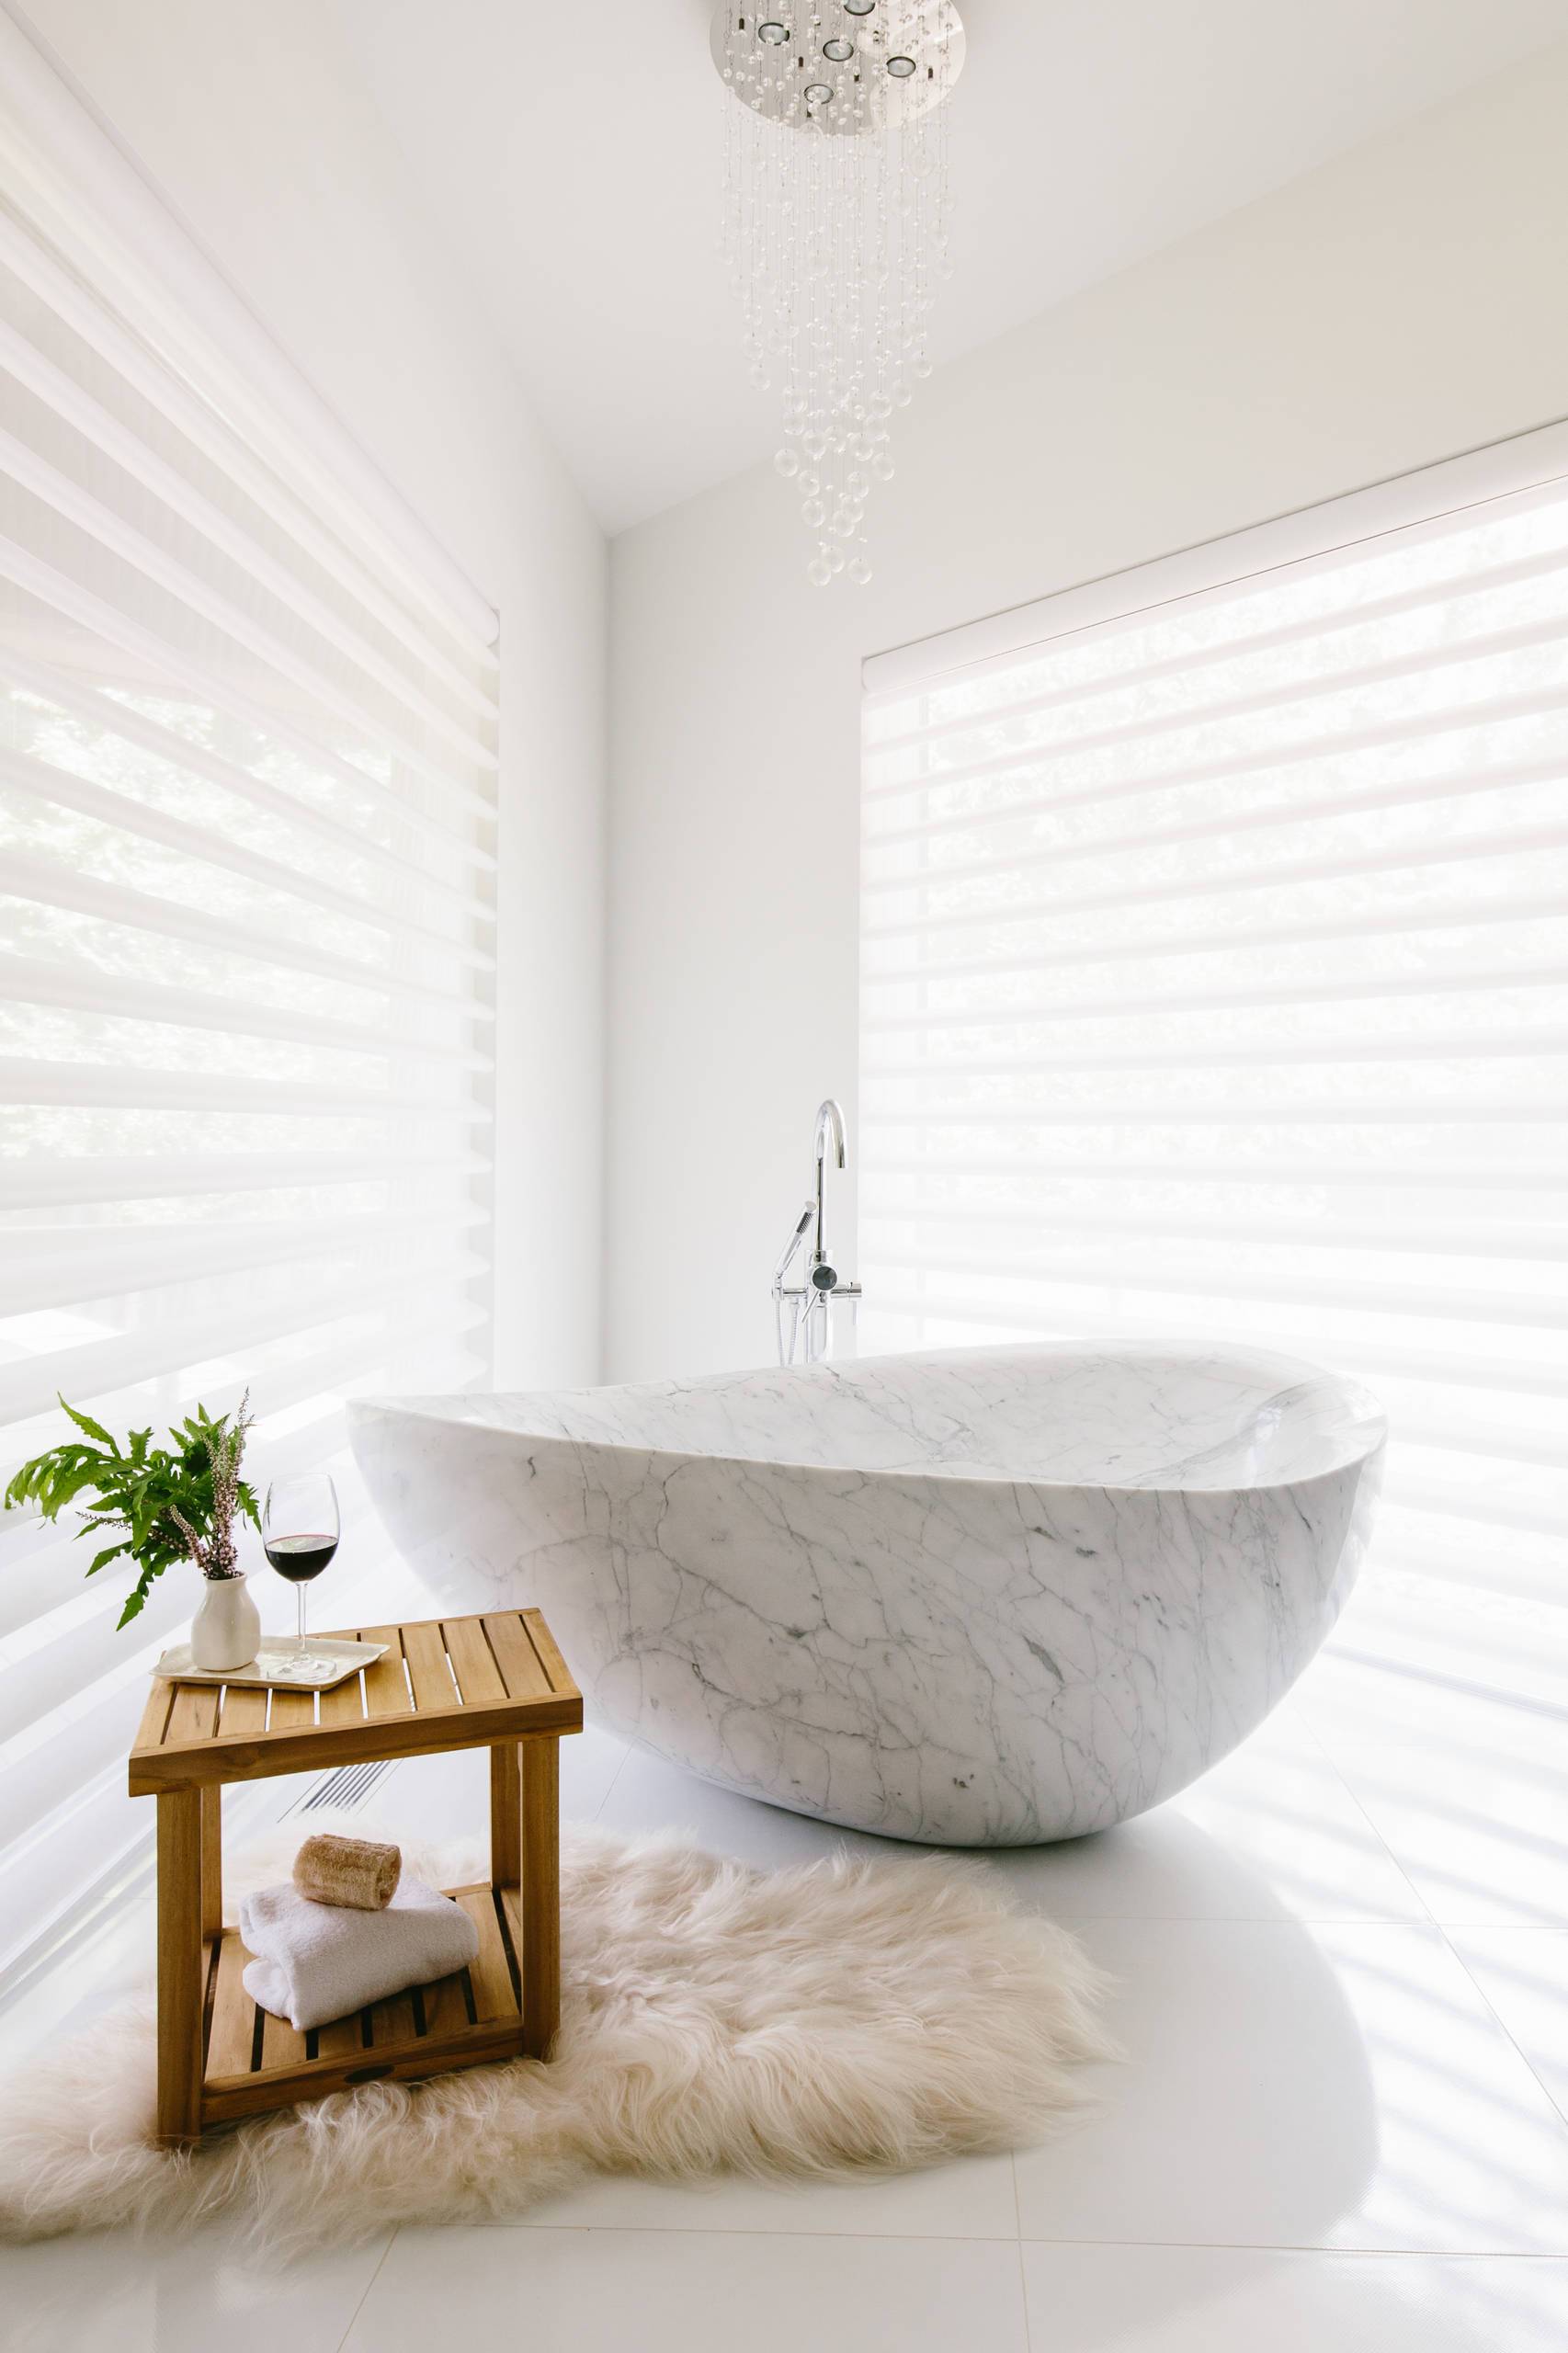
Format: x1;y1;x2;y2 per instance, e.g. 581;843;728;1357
0;47;498;1969
859;434;1568;1711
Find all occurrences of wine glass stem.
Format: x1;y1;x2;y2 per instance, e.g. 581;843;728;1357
297;1583;307;1652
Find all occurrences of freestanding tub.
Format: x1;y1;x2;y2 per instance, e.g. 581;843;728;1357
348;1342;1383;1847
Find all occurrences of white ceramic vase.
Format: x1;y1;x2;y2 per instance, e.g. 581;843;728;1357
189;1572;261;1673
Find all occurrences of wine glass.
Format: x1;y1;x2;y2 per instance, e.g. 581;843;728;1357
263;1473;340;1670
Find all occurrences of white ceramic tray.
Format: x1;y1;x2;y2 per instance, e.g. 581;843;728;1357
152;1637;387;1693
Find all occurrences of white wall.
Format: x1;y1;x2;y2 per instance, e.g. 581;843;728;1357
14;0;608;1390
606;40;1568;1384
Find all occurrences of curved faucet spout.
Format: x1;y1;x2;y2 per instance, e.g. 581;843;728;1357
812;1097;846;1267
814;1097;846;1170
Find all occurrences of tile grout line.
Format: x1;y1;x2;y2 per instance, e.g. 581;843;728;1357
1436;1924;1568;2138
489;2216;1028;2242
1297;1717;1442;1930
1015;2235;1568;2258
392;2217;1568;2255
333;2223;400;2350
1010;2148;1032;2353
588;1738;634;1824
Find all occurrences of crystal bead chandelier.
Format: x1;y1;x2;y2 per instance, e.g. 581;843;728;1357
711;3;965;585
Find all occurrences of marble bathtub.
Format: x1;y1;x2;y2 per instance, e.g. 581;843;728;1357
348;1342;1384;1847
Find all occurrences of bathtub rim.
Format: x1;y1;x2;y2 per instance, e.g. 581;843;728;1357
347;1338;1387;1504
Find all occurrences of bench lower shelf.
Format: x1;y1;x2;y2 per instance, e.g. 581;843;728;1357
201;1881;528;2126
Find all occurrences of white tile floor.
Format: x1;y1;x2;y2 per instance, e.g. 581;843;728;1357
6;1613;1568;2352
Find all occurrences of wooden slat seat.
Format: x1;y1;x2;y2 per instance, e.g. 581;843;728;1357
130;1609;581;1793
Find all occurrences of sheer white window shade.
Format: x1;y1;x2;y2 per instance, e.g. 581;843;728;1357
859;436;1568;1707
0;47;497;1971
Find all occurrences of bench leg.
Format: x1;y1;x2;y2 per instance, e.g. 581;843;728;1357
156;1789;205;2145
520;1736;560;2059
200;1784;223;1941
490;1739;520;1893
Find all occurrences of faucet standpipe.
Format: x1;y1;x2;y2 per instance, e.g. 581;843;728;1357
774;1098;861;1365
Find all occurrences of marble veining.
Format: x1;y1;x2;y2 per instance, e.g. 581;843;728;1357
348;1342;1384;1846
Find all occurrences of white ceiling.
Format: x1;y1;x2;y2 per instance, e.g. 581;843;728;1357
325;0;1568;534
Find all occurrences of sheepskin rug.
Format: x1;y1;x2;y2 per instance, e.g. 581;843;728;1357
0;1813;1113;2257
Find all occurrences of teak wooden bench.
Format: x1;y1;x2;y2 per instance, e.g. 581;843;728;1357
129;1608;583;2146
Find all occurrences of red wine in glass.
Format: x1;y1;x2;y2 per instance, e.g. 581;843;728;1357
265;1533;338;1583
263;1474;339;1667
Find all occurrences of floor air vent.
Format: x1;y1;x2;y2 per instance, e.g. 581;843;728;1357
289;1758;401;1815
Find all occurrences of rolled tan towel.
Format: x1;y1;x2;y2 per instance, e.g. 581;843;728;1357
292;1831;402;1911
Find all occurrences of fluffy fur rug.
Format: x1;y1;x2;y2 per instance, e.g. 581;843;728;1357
0;1813;1114;2257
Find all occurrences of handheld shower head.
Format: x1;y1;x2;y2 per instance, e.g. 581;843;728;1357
772;1198;815;1286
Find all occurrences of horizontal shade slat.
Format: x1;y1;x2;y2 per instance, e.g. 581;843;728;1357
0;742;494;948
863;537;1568;759
1374;1472;1565;1540
0;953;490;1063
0;1566;204;1748
1385;1416;1568;1470
862;753;1567;881
861;961;1568;1029
861;822;1568;941
863;668;1568;805
860;1199;1568;1262
863;891;1568;982
0;1636;173;1846
3;848;494;1003
1;1532;158;1649
863;1293;1568;1399
862;1248;1568;1328
865;1027;1568;1072
1352;1529;1568;1618
6;646;496;890
6;1206;491;1315
865;606;1568;786
863;1100;1568;1126
860;1152;1563;1189
0;1147;488;1210
0;1255;488;1427
0;1055;494;1119
0;533;494;860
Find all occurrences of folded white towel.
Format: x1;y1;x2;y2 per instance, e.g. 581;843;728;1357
240;1871;481;2032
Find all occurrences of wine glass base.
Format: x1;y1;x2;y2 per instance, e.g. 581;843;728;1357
270;1639;340;1678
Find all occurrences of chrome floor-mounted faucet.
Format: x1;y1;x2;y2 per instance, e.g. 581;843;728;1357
773;1097;861;1365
